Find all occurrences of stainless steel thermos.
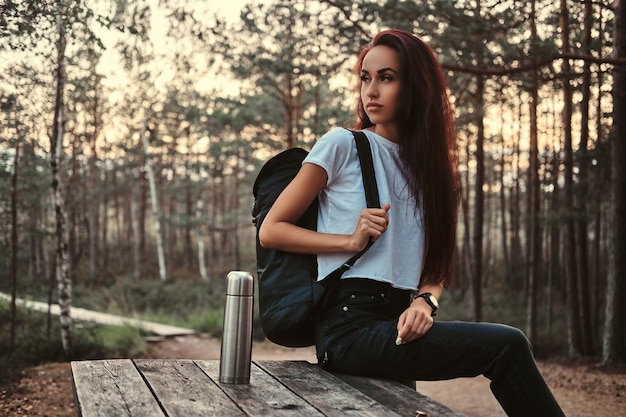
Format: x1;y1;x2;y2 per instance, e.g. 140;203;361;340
219;271;254;384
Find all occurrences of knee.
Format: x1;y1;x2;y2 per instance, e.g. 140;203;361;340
501;325;533;355
485;325;535;380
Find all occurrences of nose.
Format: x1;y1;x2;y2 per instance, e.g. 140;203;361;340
366;80;378;98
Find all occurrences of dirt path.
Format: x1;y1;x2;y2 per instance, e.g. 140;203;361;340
2;334;625;417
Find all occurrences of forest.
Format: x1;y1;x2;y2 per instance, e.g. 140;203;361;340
1;0;625;368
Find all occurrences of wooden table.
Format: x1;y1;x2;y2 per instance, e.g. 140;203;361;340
71;359;466;417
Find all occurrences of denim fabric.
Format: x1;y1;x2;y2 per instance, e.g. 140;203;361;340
314;278;565;417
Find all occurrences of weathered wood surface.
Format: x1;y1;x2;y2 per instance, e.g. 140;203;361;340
256;361;402;417
71;359;466;417
196;360;323;416
134;359;244;416
333;372;467;417
71;359;164;417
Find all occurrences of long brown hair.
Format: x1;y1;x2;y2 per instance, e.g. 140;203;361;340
355;30;459;287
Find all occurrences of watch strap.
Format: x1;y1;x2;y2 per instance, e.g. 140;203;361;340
413;292;438;317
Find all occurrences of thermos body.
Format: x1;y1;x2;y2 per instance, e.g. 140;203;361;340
219;271;254;384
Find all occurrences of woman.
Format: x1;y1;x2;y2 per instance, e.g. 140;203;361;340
259;29;564;417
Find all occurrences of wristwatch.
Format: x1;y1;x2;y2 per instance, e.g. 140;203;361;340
413;292;439;317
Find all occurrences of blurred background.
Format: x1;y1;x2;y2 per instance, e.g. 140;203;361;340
1;0;625;376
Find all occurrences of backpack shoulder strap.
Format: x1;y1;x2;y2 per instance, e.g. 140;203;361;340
351;130;380;209
319;130;380;286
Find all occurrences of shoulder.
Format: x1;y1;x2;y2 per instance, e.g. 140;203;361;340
315;127;354;149
304;128;356;183
306;127;355;159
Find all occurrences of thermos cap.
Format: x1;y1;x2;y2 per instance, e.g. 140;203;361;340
226;271;254;296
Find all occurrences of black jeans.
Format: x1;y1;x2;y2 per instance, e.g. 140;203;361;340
314;278;565;417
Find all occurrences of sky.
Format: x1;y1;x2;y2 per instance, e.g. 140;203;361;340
97;0;270;98
213;0;255;22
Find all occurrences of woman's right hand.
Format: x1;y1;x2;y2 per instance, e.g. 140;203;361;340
349;203;391;251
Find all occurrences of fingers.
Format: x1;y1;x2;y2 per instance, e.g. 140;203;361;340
396;307;434;344
361;205;390;231
350;204;391;250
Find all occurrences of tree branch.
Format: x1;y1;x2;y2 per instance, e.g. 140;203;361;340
443;53;626;76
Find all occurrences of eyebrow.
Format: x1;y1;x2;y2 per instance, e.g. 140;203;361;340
361;67;399;75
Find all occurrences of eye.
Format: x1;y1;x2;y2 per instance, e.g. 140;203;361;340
360;74;371;83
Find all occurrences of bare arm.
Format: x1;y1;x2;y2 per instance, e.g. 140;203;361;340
258;162;390;254
396;282;444;344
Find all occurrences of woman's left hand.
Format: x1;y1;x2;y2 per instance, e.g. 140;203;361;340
396;299;434;344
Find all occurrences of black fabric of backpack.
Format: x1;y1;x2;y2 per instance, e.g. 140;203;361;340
252;130;380;347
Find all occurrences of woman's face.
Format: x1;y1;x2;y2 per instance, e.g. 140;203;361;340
360;45;402;141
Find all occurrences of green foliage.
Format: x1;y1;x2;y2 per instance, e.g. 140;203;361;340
0;302;65;377
75;323;147;359
73;274;226;324
0;301;147;384
184;310;223;336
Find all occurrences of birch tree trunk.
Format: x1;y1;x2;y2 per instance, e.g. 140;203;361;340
195;197;209;282
603;0;626;366
141;115;167;281
10;112;19;347
87;65;100;282
51;0;72;356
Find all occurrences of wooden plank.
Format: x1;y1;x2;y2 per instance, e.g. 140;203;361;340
196;360;324;417
334;373;467;417
71;359;164;417
134;359;245;417
256;361;402;417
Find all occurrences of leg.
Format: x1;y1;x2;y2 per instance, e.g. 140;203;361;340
315;282;565;417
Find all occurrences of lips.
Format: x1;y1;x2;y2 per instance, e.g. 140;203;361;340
366;102;383;111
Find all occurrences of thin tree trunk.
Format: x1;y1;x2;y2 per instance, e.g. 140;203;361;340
87;70;100;282
548;148;561;346
471;74;485;322
209;174;218;278
195;197;209;282
51;0;72;356
139;164;147;260
141;114;167;281
10;117;19;347
132;189;140;280
593;10;605;331
184;130;193;270
461;138;473;294
165;144;176;278
574;0;594;355
233;154;241;270
102;169;109;271
527;0;541;341
498;104;511;284
561;0;583;357
510;96;523;291
603;0;626;366
42;234;53;339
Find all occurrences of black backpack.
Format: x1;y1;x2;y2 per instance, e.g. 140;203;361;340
252;130;380;347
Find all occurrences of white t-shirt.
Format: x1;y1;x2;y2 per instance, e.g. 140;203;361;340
303;127;425;291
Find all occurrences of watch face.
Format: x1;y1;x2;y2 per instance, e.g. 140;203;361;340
429;295;439;308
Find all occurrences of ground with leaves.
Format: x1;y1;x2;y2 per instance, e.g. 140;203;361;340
1;335;624;417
